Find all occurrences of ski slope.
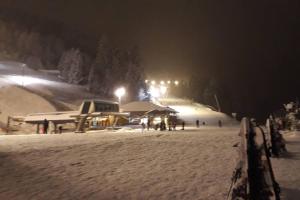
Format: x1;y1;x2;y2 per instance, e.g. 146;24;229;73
0;61;99;130
158;98;236;126
0;61;236;130
0;61;97;106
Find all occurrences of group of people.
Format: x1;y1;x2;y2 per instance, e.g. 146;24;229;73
141;119;186;132
141;118;224;132
41;119;62;134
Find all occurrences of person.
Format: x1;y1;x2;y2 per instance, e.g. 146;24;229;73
162;121;166;130
168;121;172;131
43;119;49;134
58;126;63;134
173;121;176;130
141;122;146;133
202;122;206;126
196;119;200;128
147;119;151;131
182;121;185;130
218;120;222;127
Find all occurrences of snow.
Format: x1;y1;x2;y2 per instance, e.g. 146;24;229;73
0;61;100;129
120;101;174;112
0;127;239;200
158;98;237;126
0;85;56;123
0;61;99;106
24;111;78;124
272;131;300;200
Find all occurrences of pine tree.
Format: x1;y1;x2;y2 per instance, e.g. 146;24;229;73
58;48;84;84
124;46;145;101
87;35;111;95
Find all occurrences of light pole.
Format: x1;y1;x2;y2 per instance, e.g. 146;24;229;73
114;87;126;105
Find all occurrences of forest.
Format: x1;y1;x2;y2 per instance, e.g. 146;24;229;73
0;11;145;100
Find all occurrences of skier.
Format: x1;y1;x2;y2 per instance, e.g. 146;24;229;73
43;119;49;134
141;122;146;133
218;120;222;127
58;126;63;134
173;121;177;130
168;121;172;131
196;119;200;128
147;119;151;130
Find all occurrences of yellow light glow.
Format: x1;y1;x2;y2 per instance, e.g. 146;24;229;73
114;87;126;98
160;85;167;95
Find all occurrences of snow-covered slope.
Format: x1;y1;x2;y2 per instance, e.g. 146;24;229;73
0;86;56;123
158;98;237;126
0;61;98;106
0;61;102;128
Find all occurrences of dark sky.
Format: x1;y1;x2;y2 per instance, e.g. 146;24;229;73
3;0;298;78
1;0;300;118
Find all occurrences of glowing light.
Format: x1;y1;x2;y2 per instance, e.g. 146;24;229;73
149;86;160;98
151;80;156;85
160;85;167;95
145;79;149;83
174;80;179;85
153;117;162;125
167;80;171;84
160;81;165;85
6;75;54;86
114;87;126;104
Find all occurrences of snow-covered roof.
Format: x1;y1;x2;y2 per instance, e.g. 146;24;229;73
24;111;78;123
120;101;175;112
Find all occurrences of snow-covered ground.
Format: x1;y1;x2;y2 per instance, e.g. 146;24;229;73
158;98;237;126
0;127;239;200
0;61;98;107
272;131;300;200
0;61;96;130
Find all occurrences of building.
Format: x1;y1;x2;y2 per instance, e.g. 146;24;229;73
120;101;177;126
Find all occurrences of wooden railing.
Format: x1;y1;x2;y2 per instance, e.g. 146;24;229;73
227;117;281;200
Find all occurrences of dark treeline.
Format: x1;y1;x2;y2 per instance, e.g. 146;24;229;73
0;10;145;101
0;11;237;117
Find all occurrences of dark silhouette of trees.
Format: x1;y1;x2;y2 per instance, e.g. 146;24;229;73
0;16;146;101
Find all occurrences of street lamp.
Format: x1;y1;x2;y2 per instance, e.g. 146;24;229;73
114;87;126;104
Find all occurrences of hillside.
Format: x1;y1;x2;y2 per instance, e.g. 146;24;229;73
158;98;236;126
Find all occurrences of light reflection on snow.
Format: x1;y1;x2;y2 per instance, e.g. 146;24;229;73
5;75;55;86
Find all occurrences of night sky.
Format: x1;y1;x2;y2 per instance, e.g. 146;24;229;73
1;0;300;119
